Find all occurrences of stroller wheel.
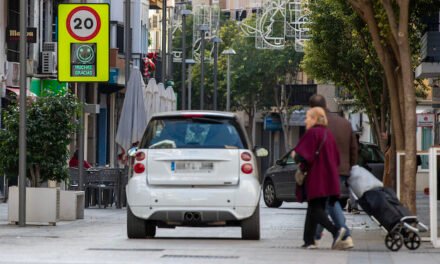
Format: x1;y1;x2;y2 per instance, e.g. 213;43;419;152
404;231;421;250
385;232;403;251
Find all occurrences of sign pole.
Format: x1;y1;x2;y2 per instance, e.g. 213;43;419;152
162;0;167;84
78;83;85;191
18;0;27;227
58;2;109;189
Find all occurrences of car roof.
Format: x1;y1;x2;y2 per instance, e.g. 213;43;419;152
151;110;237;119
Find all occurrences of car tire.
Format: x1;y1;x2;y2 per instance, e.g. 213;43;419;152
263;180;283;208
146;221;156;238
241;205;260;240
127;206;147;239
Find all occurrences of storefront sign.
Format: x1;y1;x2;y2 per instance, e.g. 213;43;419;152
417;113;435;127
6;27;37;43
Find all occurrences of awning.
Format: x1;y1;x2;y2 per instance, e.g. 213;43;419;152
6;87;37;97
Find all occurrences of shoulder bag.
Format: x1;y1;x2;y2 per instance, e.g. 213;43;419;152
295;130;328;186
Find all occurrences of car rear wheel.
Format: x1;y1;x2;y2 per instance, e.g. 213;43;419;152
241;205;260;240
127;206;155;238
263;180;283;208
146;221;156;238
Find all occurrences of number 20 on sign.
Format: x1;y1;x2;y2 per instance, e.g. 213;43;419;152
58;4;109;82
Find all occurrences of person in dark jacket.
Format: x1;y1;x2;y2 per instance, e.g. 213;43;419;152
309;94;357;249
293;107;346;249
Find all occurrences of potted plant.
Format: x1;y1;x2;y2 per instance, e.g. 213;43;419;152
0;90;80;224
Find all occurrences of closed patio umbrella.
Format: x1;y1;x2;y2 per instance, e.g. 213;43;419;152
158;83;167;112
145;78;156;122
115;68;148;152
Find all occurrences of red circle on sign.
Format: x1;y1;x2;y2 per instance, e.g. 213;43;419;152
66;6;101;41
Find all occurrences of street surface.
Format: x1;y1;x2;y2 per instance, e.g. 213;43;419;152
0;199;439;264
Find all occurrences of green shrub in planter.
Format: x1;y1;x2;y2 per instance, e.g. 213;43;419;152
0;91;80;186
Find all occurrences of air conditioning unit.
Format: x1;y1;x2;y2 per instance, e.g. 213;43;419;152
42;51;57;74
6;62;20;87
43;42;57;52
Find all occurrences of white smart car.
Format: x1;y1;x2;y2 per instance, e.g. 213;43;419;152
126;111;268;240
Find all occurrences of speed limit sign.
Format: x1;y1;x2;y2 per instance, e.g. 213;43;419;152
66;6;101;41
58;4;109;82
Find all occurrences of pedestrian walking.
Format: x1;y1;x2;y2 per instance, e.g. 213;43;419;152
292;107;346;249
309;94;357;249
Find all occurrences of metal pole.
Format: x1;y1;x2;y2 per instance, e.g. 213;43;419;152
181;14;186;110
188;64;192;110
213;41;218;111
18;0;27;226
200;30;205;110
226;55;230;112
125;0;131;84
168;7;173;81
161;0;167;84
0;79;2;129
78;84;85;191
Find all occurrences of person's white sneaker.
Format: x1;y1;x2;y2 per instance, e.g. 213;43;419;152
332;228;347;250
339;236;354;249
314;238;320;247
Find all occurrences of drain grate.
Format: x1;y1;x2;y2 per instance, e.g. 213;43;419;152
88;248;164;252
161;255;239;259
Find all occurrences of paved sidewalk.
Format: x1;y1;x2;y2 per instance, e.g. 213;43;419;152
0;200;439;264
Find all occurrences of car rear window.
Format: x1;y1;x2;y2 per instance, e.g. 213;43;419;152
139;116;246;149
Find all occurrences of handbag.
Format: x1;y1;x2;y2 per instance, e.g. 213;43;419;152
295;130;328;186
295;168;307;186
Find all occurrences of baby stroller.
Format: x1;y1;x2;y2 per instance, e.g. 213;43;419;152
348;166;428;251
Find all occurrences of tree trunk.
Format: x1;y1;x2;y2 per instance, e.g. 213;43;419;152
349;0;416;213
397;0;417;213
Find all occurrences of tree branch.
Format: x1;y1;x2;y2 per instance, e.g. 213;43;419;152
381;0;401;65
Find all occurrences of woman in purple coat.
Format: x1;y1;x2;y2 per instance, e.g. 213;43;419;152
293;107;346;249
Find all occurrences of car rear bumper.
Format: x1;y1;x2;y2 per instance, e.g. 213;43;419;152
126;174;261;222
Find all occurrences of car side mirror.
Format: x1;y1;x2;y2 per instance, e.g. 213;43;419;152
254;146;269;157
127;147;138;157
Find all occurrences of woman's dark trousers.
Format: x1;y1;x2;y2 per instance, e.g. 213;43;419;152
303;197;338;245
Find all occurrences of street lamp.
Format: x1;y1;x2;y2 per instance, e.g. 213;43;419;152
185;58;196;110
199;24;209;110
180;9;191;110
211;37;222;110
221;48;236;112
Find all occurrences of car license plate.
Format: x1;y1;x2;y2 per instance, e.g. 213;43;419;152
174;161;214;173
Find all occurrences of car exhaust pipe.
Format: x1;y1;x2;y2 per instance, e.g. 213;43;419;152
184;212;194;221
193;212;201;221
184;212;201;222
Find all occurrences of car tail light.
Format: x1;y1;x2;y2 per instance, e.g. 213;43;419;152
241;152;252;161
241;163;253;174
133;163;145;174
135;151;146;161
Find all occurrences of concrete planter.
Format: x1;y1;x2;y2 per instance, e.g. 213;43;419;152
59;190;85;220
8;186;60;225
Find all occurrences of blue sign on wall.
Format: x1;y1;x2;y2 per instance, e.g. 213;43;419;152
109;68;119;84
264;114;282;131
